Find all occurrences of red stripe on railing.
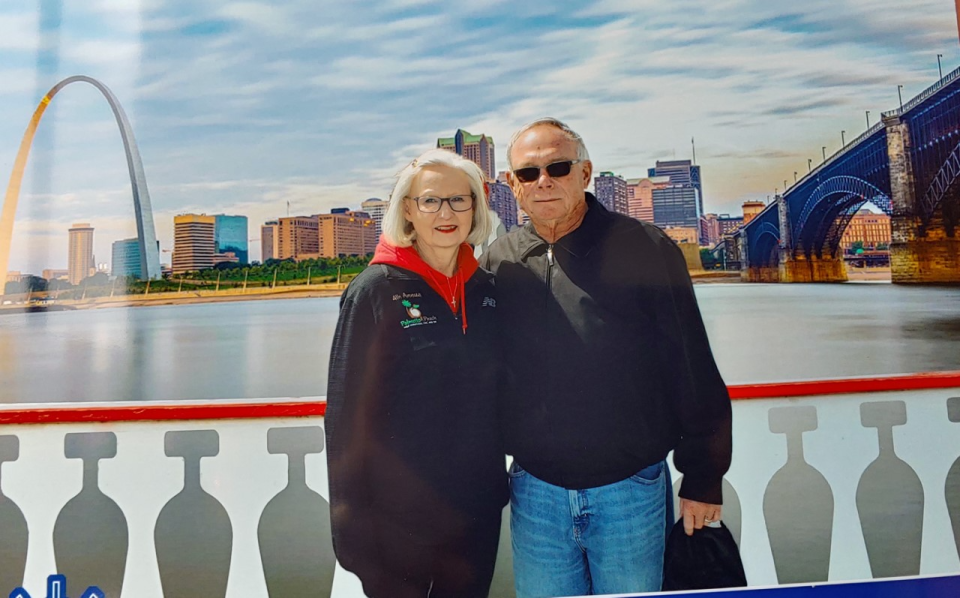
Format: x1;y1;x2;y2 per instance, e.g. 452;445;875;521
0;372;958;425
728;371;960;400
0;401;325;425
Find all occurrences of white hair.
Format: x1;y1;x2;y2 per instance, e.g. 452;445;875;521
382;148;493;247
506;117;590;170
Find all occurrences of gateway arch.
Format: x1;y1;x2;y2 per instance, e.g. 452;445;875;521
0;75;161;281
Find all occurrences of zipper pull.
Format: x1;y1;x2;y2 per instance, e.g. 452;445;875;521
546;244;554;266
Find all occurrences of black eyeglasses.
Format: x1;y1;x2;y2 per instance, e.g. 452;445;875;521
513;160;582;183
408;194;475;213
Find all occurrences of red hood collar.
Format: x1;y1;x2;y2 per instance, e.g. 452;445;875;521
370;236;478;282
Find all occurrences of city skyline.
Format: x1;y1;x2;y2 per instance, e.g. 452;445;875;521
1;1;957;272
12;149;897;277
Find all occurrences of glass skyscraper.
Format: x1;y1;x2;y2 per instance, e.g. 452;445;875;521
215;214;248;264
648;160;703;216
652;184;701;229
111;238;142;278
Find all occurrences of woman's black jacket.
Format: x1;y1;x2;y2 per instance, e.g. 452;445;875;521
324;263;508;592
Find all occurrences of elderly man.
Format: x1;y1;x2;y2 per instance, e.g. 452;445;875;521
480;118;732;597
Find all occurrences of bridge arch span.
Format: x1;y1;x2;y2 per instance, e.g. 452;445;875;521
750;222;781;268
921;138;960;220
792;176;890;259
801;193;872;258
0;75;161;282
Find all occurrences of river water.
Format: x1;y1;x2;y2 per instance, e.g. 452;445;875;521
1;283;959;404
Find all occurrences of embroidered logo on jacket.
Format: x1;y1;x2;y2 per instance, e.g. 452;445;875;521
400;299;437;328
481;296;496;308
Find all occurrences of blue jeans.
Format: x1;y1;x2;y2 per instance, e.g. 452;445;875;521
509;460;672;597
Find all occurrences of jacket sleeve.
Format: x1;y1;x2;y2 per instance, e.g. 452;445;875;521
324;283;388;590
660;239;732;505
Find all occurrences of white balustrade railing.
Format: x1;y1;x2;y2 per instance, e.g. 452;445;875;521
0;378;959;598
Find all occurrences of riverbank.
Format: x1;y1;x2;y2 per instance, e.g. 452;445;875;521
0;283;349;312
690;270;742;283
845;266;892;282
1;270;744;312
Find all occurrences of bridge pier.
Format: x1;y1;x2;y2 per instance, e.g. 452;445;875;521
742;266;781;283
779;253;847;283
890;213;960;283
886;115;960;284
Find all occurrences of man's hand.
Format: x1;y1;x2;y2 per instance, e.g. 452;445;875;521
679;498;722;536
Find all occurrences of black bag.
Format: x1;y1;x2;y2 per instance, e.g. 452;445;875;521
661;520;747;591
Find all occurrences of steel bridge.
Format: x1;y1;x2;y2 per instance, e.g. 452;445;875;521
739;66;960;283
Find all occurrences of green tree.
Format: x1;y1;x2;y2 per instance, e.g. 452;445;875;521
81;272;110;286
4;275;47;294
47;278;74;292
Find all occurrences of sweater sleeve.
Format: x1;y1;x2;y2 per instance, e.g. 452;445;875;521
660;239;732;505
324;282;388;591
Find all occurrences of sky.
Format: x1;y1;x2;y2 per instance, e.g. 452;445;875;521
1;0;957;271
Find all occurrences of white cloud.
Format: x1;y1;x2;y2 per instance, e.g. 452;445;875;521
2;0;957;272
0;10;38;51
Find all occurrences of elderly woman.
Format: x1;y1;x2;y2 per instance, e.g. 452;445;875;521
325;148;507;598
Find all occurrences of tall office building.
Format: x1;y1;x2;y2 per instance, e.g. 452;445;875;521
214;215;248;265
111;238;142;278
488;178;518;230
360;198;389;238
742;201;766;224
261;220;279;262
317;209;377;258
626;176;670;223
595;172;629;215
649;160;703;215
652;184;701;229
172;214;216;274
277;216;320;261
438;129;495;180
68;223;95;285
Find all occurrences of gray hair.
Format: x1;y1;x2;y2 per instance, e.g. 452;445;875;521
506;117;591;170
382;148;493;247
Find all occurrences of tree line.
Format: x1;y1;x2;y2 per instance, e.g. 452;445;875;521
4;254;373;298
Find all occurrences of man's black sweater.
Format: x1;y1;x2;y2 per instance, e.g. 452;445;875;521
480;194;732;504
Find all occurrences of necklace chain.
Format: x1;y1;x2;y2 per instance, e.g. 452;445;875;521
425;268;458;308
414;243;460;308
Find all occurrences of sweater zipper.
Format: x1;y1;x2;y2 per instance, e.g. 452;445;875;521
545;244;554;302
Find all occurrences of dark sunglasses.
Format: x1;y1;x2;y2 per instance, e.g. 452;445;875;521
513;159;582;183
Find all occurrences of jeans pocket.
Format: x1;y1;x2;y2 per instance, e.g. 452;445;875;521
507;460;527;478
628;461;664;485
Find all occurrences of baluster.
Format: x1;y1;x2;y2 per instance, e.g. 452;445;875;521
944;397;960;562
764;406;833;583
857;400;924;578
53;432;127;596
258;426;335;597
155;430;232;598
0;435;27;589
